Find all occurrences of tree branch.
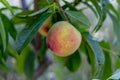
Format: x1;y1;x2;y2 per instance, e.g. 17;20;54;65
54;0;69;22
32;0;52;80
33;56;52;80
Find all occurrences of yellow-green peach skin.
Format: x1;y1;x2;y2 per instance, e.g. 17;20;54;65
46;21;82;57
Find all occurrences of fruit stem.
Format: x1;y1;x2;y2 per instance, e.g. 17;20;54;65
54;0;70;22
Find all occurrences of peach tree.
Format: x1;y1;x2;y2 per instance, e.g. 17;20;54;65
0;0;120;80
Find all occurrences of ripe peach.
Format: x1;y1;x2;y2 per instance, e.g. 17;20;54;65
46;21;82;57
38;15;52;36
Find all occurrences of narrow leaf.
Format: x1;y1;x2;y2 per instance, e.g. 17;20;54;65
0;0;13;15
24;51;35;80
0;59;9;72
14;13;51;53
7;44;18;59
0;15;7;52
63;0;77;11
1;14;17;39
11;10;33;24
0;36;7;60
82;1;98;18
109;13;120;47
100;41;112;80
16;46;30;73
93;0;108;31
84;33;105;78
107;69;120;80
85;42;97;76
65;10;91;31
28;6;49;17
37;37;47;58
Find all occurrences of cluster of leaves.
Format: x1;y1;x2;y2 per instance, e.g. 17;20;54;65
0;0;120;80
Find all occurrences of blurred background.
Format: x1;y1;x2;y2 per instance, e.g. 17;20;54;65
0;0;119;80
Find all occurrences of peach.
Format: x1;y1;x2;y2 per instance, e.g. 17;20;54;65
38;15;52;36
46;21;82;57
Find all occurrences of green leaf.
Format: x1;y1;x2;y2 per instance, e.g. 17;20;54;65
24;51;35;80
28;6;49;17
37;37;47;58
73;0;81;6
0;36;7;60
84;33;105;78
65;50;81;72
63;0;77;11
0;0;13;15
100;41;112;80
12;7;49;24
0;35;3;53
109;13;120;47
38;0;49;9
0;6;23;11
85;42;97;76
107;69;120;80
82;1;98;18
7;44;18;59
1;14;17;39
0;59;9;72
65;10;91;31
14;13;51;53
93;0;108;32
116;58;120;69
90;0;101;17
0;14;7;52
11;10;33;24
16;45;30;73
108;3;119;17
14;10;33;18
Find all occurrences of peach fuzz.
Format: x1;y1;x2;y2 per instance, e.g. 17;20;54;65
46;21;82;57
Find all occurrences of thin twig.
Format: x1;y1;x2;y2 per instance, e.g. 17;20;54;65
33;56;52;80
54;0;69;22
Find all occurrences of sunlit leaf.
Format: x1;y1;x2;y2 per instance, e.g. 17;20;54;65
0;6;23;12
28;6;49;17
7;44;18;59
108;3;119;17
16;45;30;73
107;69;120;80
0;0;13;15
12;10;33;24
100;41;112;80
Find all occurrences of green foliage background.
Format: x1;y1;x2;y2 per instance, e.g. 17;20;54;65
0;0;120;80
